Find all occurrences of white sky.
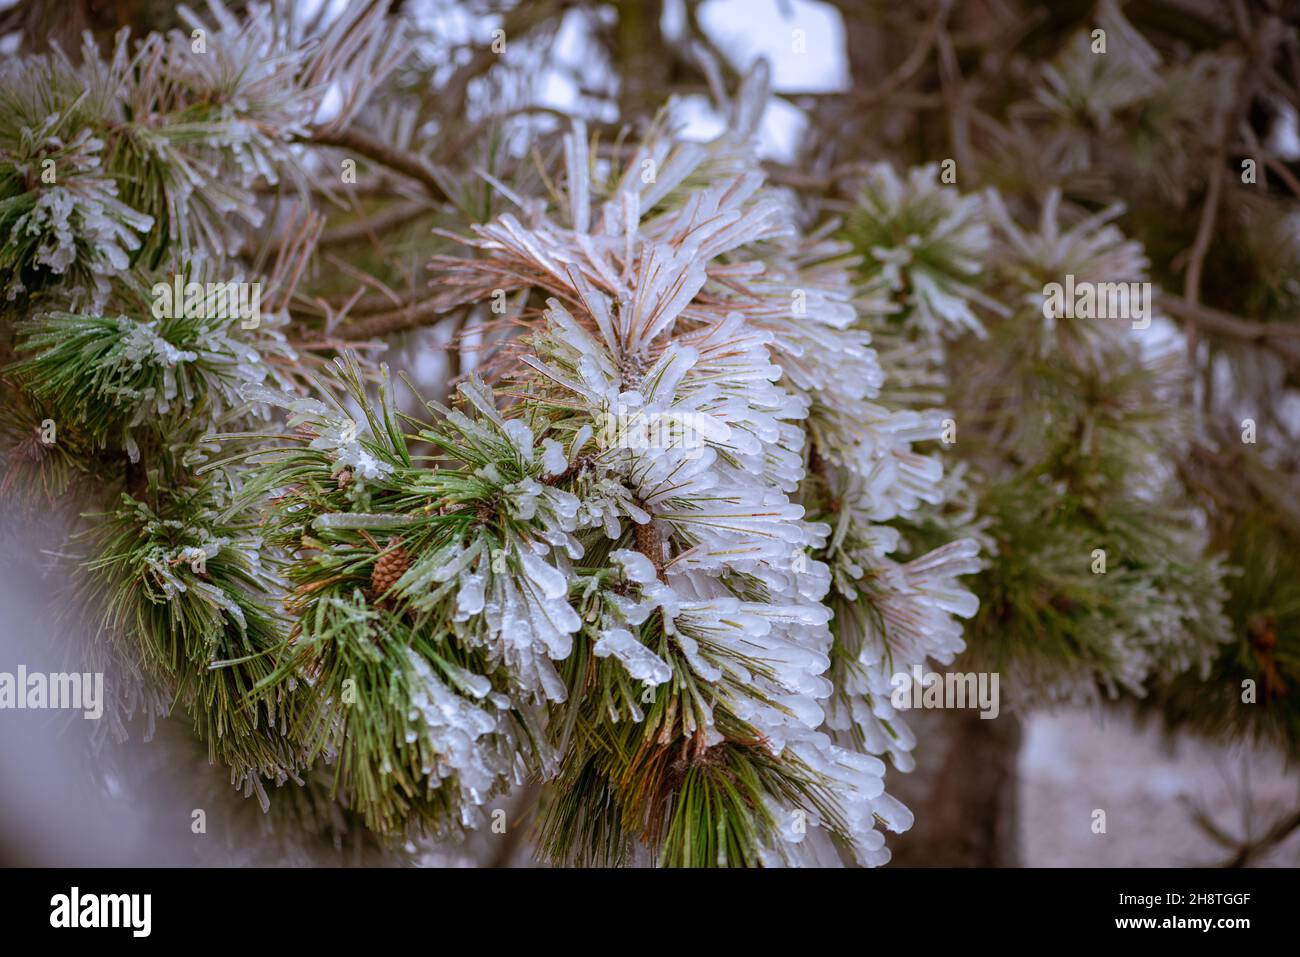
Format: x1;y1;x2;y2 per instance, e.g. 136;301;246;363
673;0;849;161
695;0;849;94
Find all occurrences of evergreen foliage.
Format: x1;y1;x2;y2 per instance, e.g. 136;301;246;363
1;0;1296;866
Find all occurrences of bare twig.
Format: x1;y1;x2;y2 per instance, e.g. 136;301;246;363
317;200;435;249
312;127;450;202
1160;294;1300;339
1221;806;1300;867
935;20;974;174
1239;127;1300;199
339;299;469;340
1159;293;1300;367
1262;152;1300;199
1183;153;1225;310
857;0;953;108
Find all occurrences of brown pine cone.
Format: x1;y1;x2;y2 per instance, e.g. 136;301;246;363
634;518;664;579
371;538;411;597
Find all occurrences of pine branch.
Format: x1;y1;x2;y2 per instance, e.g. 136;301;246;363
1160;293;1300;367
311;127;450;202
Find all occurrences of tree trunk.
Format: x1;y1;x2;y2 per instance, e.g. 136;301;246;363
887;708;1023;866
614;0;671;124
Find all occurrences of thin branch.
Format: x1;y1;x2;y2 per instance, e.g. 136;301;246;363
308;291;418;316
1262;152;1300;199
1183;148;1226;311
312;127;450;202
936;21;974;174
339;299;469;340
1159;293;1300;367
1239;127;1300;199
1221;806;1300;868
317;200;435;249
1160;294;1300;339
856;0;953;108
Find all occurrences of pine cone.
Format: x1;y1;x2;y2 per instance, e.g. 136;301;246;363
634;519;664;580
371;539;410;598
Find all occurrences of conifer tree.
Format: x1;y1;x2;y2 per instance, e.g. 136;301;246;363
1;0;1296;867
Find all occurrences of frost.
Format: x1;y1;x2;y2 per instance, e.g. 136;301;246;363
435;113;988;865
609;549;657;585
592;628;672;686
541;437;568;477
403;650;507;813
3;133;153;300
312;512;415;530
248;386;394;480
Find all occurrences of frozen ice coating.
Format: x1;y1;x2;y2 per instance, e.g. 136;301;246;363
402;650;508;817
592;628;673;686
3;127;154;305
421;109;986;865
853;163;992;341
1;0;1274;876
609;549;658;585
541;437;569;477
256;97;985;859
34;36;985;864
248;384;397;482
